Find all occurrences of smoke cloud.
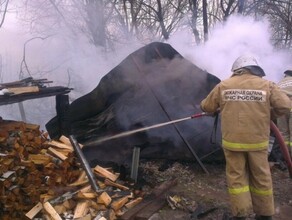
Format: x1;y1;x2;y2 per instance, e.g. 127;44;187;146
1;13;291;128
169;15;292;82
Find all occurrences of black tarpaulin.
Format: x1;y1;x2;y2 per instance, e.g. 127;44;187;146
46;42;223;166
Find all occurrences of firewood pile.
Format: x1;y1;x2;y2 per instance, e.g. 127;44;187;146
0;119;145;220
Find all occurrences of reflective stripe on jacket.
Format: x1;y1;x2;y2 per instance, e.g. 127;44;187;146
200;72;291;151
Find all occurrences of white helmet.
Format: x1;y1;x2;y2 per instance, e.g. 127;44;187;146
284;69;292;76
231;55;259;71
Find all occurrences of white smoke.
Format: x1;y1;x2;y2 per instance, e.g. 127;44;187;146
168;15;292;82
1;13;291;128
0;13;142;128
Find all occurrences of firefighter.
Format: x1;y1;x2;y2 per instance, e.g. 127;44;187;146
200;55;291;220
277;69;292;160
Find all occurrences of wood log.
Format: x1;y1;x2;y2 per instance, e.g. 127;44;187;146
43;201;62;220
125;197;143;209
46;140;73;151
76;192;97;199
111;196;129;211
59;135;71;145
94;165;119;182
59;135;84;148
109;208;117;220
90;201;107;211
97;191;112;207
53;203;67;215
97;180;107;189
104;178;129;191
73;200;90;219
68;171;88;187
25;202;43;219
75;214;92;220
25;123;41;132
28;154;52;165
63;199;76;210
47;147;68;161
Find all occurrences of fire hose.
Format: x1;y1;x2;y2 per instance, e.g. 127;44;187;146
270;121;292;178
85;112;213;146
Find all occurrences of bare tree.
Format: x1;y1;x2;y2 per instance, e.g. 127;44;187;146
0;0;9;28
244;0;292;49
202;0;208;41
238;0;245;14
189;0;202;44
13;0;292;51
140;0;188;40
220;0;237;21
265;0;292;49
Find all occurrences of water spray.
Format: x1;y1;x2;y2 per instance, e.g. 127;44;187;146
85;112;212;147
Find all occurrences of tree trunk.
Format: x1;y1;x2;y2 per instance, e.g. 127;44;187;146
85;0;106;48
190;0;201;45
238;0;244;14
202;0;208;42
157;0;169;40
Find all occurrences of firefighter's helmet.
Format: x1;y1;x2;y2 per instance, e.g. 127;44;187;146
231;55;259;72
284;69;292;76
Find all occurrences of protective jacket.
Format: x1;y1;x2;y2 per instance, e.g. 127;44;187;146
278;75;292;97
201;71;291;151
277;75;292;159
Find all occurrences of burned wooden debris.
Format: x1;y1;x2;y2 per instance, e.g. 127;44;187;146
0;77;72;106
0;119;176;220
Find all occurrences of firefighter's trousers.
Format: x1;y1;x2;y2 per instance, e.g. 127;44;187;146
223;149;274;217
277;110;292;159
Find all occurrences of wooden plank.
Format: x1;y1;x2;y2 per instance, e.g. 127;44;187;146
120;178;177;220
7;86;39;95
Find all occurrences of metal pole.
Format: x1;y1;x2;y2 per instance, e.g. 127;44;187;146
131;53;209;174
130;147;140;182
69;135;100;192
18;102;26;122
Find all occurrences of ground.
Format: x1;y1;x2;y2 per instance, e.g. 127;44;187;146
137;160;292;220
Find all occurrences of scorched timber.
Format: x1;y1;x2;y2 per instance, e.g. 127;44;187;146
0;86;72;106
